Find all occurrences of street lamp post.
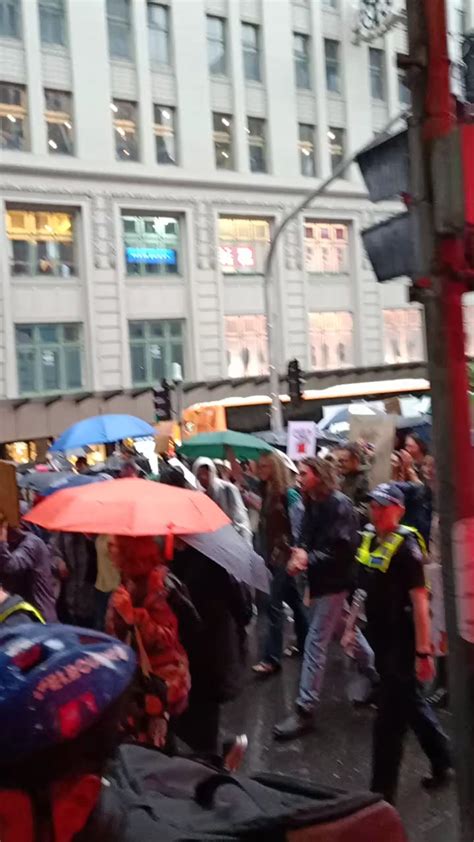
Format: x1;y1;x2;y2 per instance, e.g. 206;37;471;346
171;362;184;440
263;110;407;434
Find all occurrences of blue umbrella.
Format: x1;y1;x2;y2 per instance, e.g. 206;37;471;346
42;472;112;496
182;524;270;593
50;414;156;452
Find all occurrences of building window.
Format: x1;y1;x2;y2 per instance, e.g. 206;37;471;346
129;319;185;384
328;127;344;173
213;113;233;169
324;39;341;94
304;221;349;273
294;33;311;89
112;99;138;160
219;217;270;275
383;308;424;364
247;117;266;173
309;312;353;370
369;47;386;101
322;0;338;8
39;0;66;46
225;315;268;378
147;2;170;65
0;0;20;38
154;104;176;164
207;16;226;76
16;323;83;395
0;83;27;151
397;57;411;106
45;89;73;155
122;214;180;276
6;209;76;277
242;22;261;82
299;123;316;177
106;0;132;59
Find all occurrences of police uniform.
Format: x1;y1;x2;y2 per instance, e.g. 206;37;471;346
357;517;451;803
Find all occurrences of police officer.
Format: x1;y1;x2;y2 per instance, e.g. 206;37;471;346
344;482;452;804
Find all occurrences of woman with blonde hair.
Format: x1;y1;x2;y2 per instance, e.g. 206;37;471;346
252;451;307;676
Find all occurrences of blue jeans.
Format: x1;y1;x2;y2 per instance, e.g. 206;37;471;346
297;591;375;713
262;567;308;666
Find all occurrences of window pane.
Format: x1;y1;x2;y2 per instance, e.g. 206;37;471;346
242;23;260;82
150;322;164;337
225;315;268;377
218;217;270;274
213;112;233;169
63;324;79;342
39;325;58;343
17;348;36;393
64;347;82;388
0;83;27;151
123;214;180;276
16;325;34;344
150;344;165;380
207;16;226;75
113;99;138;160
369;48;385;100
169;320;182;337
0;0;20;38
328;127;344;173
41;347;60;390
304;222;349;273
299;124;316;176
129;321;145;339
383;308;424;363
248;118;266;173
148;3;170;64
39;0;65;46
130;344;147;383
154;105;176;164
107;1;132;59
325;39;340;93
294;34;310;89
309;312;353;370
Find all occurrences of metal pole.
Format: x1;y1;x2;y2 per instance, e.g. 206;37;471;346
407;1;474;837
264;108;408;433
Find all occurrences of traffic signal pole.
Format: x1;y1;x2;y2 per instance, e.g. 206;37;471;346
407;1;474;837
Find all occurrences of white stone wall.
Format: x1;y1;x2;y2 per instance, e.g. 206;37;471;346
0;0;470;402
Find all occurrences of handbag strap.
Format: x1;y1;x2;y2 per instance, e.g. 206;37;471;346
127;625;152;679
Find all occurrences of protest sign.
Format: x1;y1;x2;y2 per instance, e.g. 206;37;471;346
287;421;317;461
349;414;396;488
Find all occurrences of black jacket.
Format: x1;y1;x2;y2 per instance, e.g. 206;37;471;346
298;491;358;598
172;548;250;703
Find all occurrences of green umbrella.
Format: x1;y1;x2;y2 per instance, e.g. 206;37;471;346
178;430;274;461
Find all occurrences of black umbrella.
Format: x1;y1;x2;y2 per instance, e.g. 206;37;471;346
183;525;270;593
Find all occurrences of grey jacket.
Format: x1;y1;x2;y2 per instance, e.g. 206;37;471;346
193;458;252;545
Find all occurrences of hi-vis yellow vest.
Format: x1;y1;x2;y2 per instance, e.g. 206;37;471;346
356;526;427;574
0;600;45;625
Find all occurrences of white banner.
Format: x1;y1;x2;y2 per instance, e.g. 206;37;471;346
287;421;317;461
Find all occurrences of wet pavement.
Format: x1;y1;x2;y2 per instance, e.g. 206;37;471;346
223;639;457;842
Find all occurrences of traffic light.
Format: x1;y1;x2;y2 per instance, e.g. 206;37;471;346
153;380;171;422
287;358;304;407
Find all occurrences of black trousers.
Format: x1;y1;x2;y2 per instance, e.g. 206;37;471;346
173;691;221;756
371;670;451;803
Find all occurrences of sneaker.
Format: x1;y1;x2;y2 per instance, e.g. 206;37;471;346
223;734;248;772
273;708;314;741
421;767;455;791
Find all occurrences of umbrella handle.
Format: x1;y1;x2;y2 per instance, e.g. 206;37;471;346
165;529;174;561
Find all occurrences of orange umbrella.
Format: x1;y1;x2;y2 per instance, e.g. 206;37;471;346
23;477;230;538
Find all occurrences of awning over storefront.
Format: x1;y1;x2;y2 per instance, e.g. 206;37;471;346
0;362;429;445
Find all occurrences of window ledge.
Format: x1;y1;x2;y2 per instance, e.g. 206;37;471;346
327;92;344;102
307;273;350;281
244;80;265;90
110;57;136;67
12;276;81;284
210;74;231;83
41;45;69;57
125;276;184;283
0;36;23;46
150;63;174;76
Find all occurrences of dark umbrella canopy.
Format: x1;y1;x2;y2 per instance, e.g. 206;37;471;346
182;524;270;593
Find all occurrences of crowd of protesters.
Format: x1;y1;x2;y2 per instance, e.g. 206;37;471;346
0;428;453;805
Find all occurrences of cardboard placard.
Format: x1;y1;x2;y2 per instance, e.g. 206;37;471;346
349;414;396;489
287;421;317;461
0;461;20;527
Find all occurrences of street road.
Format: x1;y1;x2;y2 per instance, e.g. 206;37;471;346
224;639;455;842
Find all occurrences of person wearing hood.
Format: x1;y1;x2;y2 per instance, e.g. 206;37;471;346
193;457;252;546
0;517;57;623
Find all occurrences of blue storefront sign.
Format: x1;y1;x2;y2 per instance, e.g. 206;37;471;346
126;247;177;265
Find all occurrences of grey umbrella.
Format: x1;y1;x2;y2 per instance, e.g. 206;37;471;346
182;524;270;593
